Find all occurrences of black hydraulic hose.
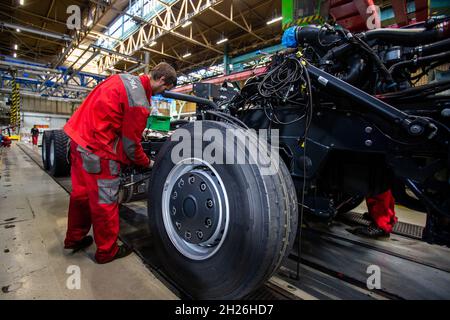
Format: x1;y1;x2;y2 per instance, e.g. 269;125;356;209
295;25;341;49
205;110;249;129
341;56;364;84
389;51;450;74
420;38;450;56
162;90;218;109
363;28;447;45
320;42;353;62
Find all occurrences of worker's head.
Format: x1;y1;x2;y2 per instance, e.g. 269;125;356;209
149;62;177;94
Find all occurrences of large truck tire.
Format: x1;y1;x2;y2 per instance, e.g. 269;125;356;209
148;121;298;299
48;130;70;177
41;130;52;171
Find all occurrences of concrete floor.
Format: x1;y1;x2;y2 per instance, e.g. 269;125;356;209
0;144;177;300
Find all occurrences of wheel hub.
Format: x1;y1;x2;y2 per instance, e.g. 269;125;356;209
169;171;220;245
161;159;229;260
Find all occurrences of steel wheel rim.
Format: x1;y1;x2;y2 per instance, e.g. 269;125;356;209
50;139;55;167
161;158;230;260
42;138;47;162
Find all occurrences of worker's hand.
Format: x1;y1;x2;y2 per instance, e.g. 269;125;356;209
148;159;155;169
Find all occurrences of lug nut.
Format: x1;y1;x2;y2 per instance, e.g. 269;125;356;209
410;124;423;135
205;218;212;228
196;231;203;239
178;179;184;188
172;191;177;199
206;199;213;208
171;207;176;215
185;231;191;239
200;182;207;191
175;221;181;230
189;176;195;184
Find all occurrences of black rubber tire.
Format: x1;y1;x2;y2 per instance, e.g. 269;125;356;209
148;121;298;299
41;130;52;171
48;130;70;177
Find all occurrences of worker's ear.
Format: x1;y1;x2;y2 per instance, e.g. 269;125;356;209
158;76;166;84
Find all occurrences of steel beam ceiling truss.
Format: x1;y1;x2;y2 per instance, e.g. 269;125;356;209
97;0;224;72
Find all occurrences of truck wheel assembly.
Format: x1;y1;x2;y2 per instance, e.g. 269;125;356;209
47;130;70;177
41;130;52;171
148;121;298;299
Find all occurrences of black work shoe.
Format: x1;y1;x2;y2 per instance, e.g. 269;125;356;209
114;244;133;260
97;244;133;264
353;224;390;239
64;236;94;253
362;212;373;222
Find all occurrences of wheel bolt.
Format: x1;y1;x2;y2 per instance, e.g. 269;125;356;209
172;191;177;199
200;182;207;191
205;218;212;228
171;207;176;215
189;176;195;184
196;231;203;239
175;221;181;230
185;231;191;239
206;199;213;208
178;179;184;188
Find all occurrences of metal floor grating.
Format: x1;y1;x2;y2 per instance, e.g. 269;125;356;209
341;211;424;239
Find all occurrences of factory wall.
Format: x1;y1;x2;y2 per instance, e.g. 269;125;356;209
20;95;77;115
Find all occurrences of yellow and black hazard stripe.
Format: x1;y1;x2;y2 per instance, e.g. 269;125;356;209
283;14;325;30
10;77;20;127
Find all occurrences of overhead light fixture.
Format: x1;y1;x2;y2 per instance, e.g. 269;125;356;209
216;38;228;45
149;41;157;47
267;16;283;25
19;0;24;5
182;52;191;58
14;44;18;50
16;28;21;32
181;20;192;28
13;52;17;58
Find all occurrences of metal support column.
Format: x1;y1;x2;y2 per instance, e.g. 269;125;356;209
223;44;230;75
144;52;150;74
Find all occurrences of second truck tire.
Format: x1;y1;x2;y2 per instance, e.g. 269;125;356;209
41;130;52;171
48;130;70;177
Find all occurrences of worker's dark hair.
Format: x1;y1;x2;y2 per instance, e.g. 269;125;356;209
150;62;177;87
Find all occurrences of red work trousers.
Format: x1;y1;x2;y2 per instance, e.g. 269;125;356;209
64;141;121;263
366;189;398;233
32;135;38;145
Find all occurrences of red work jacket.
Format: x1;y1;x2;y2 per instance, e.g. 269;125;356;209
64;74;151;167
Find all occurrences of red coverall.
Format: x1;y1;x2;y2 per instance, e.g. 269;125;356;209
2;135;11;148
63;74;152;263
366;190;398;233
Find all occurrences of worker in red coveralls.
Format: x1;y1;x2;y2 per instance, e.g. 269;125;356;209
1;133;11;148
63;62;177;263
31;125;39;146
354;190;398;238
